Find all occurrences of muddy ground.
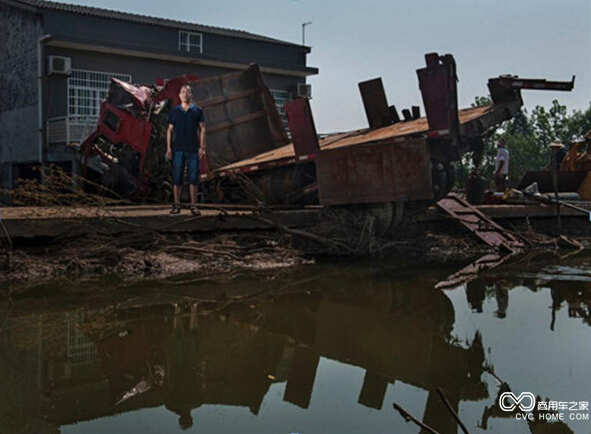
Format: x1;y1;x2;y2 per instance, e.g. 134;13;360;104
1;211;589;296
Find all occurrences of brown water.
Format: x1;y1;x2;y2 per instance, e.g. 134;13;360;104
1;251;590;434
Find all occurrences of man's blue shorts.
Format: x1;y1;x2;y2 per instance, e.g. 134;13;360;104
172;151;200;186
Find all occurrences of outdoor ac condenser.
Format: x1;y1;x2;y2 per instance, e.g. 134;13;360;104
47;56;72;76
297;83;312;99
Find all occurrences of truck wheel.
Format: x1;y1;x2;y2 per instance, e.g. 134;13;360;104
386;201;404;234
363;202;393;236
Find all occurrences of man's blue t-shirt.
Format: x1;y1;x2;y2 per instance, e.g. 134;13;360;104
167;104;205;153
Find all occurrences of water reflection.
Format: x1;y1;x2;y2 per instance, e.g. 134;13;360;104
481;384;576;434
465;259;591;328
1;255;589;434
457;254;591;433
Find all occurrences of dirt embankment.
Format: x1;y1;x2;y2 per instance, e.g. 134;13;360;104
1;210;588;294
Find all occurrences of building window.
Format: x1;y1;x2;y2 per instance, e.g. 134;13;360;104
68;69;132;118
270;89;291;131
179;31;203;54
48;69;132;144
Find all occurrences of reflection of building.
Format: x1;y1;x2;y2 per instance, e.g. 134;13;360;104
0;0;317;189
2;279;489;434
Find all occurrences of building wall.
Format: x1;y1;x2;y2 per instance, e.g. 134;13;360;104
43;46;301;127
0;2;315;192
43;10;309;73
0;3;42;166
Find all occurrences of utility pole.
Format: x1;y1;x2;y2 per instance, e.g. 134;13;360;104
302;21;312;46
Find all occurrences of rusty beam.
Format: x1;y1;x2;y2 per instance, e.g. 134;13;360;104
496;76;575;92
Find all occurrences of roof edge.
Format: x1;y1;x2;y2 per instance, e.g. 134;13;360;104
4;0;304;48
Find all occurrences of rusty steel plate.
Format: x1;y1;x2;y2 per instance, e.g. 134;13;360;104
358;78;390;129
191;64;288;171
316;138;433;205
214;105;510;174
285;98;319;157
437;193;524;251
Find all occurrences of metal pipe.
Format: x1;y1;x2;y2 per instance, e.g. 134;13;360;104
536;194;590;215
37;34;52;164
301;21;312;46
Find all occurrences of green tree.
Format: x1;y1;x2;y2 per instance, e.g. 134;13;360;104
454;98;591;191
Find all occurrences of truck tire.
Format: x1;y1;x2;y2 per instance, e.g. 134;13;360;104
386;201;404;234
363;202;393;236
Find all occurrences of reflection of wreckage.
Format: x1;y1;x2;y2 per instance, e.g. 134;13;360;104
1;276;487;433
79;53;574;230
3;268;589;433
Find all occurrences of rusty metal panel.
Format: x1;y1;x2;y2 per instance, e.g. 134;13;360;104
437;193;524;251
285;98;319;157
190;64;288;170
320;106;499;152
213;105;523;176
458;102;521;137
316;138;433;205
417;53;459;137
358;78;390;129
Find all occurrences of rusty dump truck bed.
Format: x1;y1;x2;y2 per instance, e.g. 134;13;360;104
215;103;516;176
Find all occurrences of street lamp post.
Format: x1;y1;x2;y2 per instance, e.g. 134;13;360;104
302;21;312;46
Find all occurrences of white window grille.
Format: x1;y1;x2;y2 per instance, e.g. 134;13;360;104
48;69;132;144
179;31;203;54
270;89;291;132
68;69;131;118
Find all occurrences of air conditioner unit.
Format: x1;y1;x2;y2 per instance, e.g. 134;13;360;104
297;83;312;99
47;56;72;76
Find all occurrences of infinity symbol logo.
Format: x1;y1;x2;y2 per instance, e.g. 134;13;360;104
499;392;536;412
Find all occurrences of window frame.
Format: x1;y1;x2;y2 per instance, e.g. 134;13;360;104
67;69;132;119
270;89;292;132
179;30;203;54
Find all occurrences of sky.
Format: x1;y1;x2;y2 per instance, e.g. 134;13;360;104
53;0;590;133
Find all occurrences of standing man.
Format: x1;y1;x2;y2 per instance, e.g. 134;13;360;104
494;138;509;192
166;85;206;215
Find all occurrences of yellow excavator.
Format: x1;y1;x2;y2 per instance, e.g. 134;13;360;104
559;131;591;200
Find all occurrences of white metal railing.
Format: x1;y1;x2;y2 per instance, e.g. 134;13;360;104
67;314;99;366
47;116;99;145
